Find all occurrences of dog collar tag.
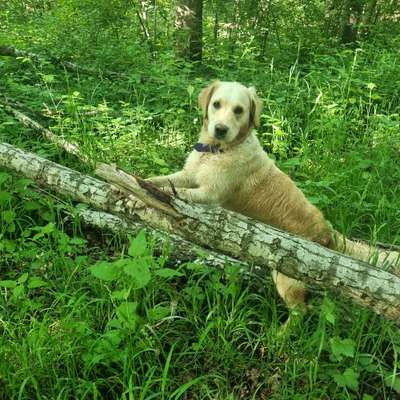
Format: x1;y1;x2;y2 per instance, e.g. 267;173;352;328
194;143;223;154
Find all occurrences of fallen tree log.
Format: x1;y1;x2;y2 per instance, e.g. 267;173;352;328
0;100;87;161
0;96;45;119
0;45;127;80
73;207;252;271
1;142;400;325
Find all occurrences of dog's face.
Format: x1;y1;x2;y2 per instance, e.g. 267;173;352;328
198;81;262;143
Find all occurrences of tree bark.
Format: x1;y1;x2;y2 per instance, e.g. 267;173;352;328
341;0;363;43
175;0;203;62
74;208;252;272
1;142;400;325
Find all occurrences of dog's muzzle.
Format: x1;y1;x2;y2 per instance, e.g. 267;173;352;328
214;123;229;139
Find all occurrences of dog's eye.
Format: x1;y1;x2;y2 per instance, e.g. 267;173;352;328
234;106;243;115
213;101;221;109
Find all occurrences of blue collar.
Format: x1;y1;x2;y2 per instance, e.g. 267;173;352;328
194;142;223;154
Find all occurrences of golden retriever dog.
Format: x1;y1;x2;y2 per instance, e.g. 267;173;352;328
148;81;399;310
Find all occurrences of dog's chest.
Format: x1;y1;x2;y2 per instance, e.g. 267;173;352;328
185;150;253;187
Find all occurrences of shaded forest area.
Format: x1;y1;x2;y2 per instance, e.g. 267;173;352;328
1;1;400;399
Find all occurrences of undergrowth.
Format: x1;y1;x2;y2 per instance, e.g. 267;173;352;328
0;8;400;400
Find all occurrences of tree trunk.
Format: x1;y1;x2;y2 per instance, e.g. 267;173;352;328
213;8;219;42
324;0;365;43
175;0;203;62
360;0;378;38
1;142;400;326
257;0;272;58
341;0;363;43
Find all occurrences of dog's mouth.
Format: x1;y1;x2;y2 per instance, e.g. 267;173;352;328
206;122;242;144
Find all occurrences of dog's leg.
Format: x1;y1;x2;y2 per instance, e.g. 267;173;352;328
146;171;196;189
271;270;307;309
334;232;400;268
271;270;308;332
174;187;224;205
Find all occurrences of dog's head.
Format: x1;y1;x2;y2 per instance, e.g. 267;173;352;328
198;81;262;144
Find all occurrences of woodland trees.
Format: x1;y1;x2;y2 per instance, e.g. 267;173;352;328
171;0;399;61
3;0;398;62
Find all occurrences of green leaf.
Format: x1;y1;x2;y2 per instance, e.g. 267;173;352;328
32;222;56;240
111;288;130;300
123;259;151;289
18;272;29;284
362;395;374;400
0;172;10;185
321;296;336;325
187;85;195;97
330;337;355;361
148;305;171;321
358;354;376;372
160;167;170;174
153;157;167;166
41;212;55;222
42;222;55;234
90;261;121;281
116;302;138;328
28;277;48;289
101;329;123;347
307;196;323;205
107;319;122;330
0;191;11;205
16;178;33;190
42;74;55;83
23;200;41;211
12;285;25;299
69;237;87;246
333;368;359;391
0;280;17;288
128;230;148;257
3;239;16;253
154;268;184;278
384;373;400;394
6;222;15;233
2;210;16;223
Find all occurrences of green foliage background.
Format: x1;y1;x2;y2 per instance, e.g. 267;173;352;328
0;1;400;399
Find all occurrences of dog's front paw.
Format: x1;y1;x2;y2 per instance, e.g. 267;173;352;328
173;188;191;201
145;176;164;187
159;186;175;195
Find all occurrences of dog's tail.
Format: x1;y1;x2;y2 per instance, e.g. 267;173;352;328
333;231;400;270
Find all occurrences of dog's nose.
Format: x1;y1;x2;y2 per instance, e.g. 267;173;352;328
215;123;229;139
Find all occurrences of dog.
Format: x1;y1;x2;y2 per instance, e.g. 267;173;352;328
148;81;399;311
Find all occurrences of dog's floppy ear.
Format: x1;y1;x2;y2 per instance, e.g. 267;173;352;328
198;81;220;118
248;86;262;129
